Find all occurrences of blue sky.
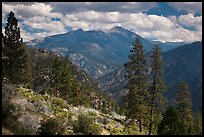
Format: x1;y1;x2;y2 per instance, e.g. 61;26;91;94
2;2;202;42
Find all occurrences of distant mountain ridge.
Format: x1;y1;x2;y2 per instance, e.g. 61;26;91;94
144;2;201;17
26;26;186;79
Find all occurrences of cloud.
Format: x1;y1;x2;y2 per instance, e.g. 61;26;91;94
2;2;65;41
23;16;66;33
178;13;202;31
2;2;62;19
61;11;202;42
49;2;156;13
2;2;202;42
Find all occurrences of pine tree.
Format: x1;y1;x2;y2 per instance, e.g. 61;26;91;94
69;79;82;106
2;11;29;84
51;57;73;98
192;111;202;135
124;37;148;133
32;55;53;92
157;106;184;135
148;44;167;135
175;81;193;134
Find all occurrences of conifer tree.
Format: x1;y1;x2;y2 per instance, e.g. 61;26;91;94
157;106;184;135
175;81;193;134
124;37;148;133
148;44;167;135
192;111;202;135
2;11;29;84
69;79;82;106
51;57;73;98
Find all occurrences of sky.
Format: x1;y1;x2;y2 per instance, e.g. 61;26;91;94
2;2;202;42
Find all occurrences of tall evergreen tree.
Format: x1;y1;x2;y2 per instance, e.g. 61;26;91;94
69;78;80;105
2;11;29;84
124;37;148;133
192;111;202;135
157;106;184;135
148;44;167;135
175;81;193;134
51;57;73;98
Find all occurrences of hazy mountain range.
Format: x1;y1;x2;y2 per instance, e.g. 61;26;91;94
27;26;187;79
144;2;201;17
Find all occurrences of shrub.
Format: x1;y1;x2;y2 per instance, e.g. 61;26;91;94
2;104;20;126
110;127;124;135
2;83;35;135
2;103;34;135
52;97;64;107
90;123;102;135
23;83;32;89
38;117;65;135
73;114;92;135
123;122;139;135
2;83;19;126
14;122;36;135
30;95;41;103
73;114;102;135
89;111;97;116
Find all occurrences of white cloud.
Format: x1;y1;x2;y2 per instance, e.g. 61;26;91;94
2;2;202;42
61;11;202;42
178;13;202;31
168;16;177;24
24;16;66;33
2;2;62;19
49;2;156;13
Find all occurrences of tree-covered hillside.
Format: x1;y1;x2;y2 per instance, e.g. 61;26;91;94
97;41;202;112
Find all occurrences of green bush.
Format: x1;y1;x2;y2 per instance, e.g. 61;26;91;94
2;104;20;126
23;83;32;89
2;103;35;135
110;127;124;135
14;124;36;135
52;97;64;107
39;88;48;95
123;122;139;135
73;114;102;135
38;117;65;135
30;95;41;103
90;123;102;135
89;111;97;116
73;114;92;135
2;83;35;135
50;104;63;113
2;84;21;123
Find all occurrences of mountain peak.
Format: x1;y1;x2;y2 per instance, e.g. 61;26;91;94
111;26;124;31
110;26;131;34
144;2;189;17
76;28;84;32
111;26;123;29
